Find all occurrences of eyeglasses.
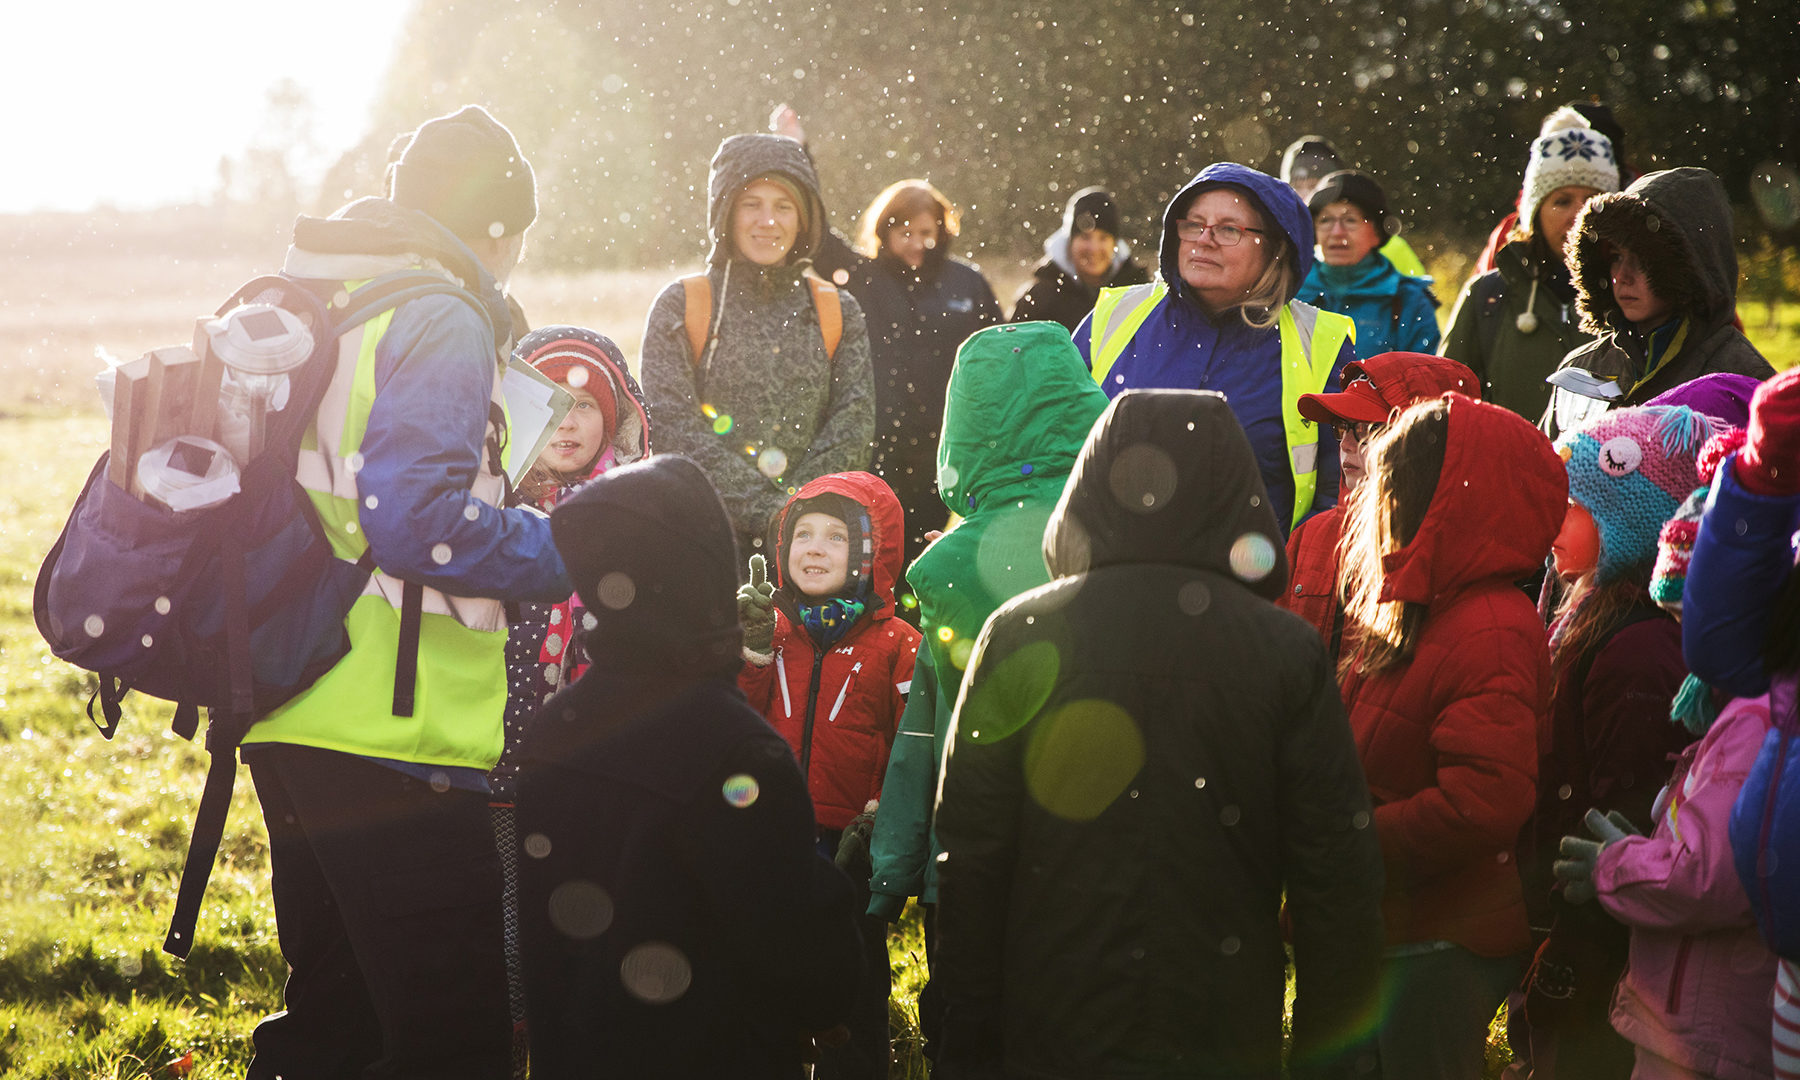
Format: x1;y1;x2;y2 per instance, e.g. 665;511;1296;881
1315;214;1369;233
1174;220;1266;246
1329;420;1381;444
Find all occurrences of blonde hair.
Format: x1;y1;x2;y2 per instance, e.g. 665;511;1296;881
855;179;960;258
1237;231;1298;331
1337;399;1450;680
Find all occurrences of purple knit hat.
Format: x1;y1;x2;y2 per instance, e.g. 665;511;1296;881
1646;373;1760;431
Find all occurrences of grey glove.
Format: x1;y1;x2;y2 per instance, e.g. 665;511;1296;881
737;554;777;654
834;805;878;872
1554;807;1642;904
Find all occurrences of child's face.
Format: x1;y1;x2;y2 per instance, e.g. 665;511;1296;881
787;511;850;598
1609;247;1672;327
1551;499;1601;580
541;382;609;474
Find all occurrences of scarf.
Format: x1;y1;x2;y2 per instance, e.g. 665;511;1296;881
794;596;869;649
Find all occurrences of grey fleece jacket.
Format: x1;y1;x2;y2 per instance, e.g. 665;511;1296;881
641;134;874;559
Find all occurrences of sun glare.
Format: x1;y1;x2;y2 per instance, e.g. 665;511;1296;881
2;1;413;213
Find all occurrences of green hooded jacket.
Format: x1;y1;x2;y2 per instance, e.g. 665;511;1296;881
866;321;1108;917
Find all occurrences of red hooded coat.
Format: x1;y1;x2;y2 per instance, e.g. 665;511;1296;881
1339;394;1565;956
739;472;921;831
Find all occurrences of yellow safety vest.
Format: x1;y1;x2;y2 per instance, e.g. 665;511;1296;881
1089;281;1356;530
242;278;514;771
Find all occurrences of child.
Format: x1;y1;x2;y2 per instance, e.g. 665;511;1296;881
1682;367;1800;1080
866;321;1109;1059
1514;405;1714;1079
1281;351;1480;663
1336;394;1565;1079
933;389;1384;1078
513;455;863;1076
493;325;650;1073
1543;167;1773;438
1550;423;1779;1080
737;471;921;1080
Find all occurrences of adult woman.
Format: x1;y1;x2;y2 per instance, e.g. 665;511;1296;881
777;104;1002;561
1009;186;1150;332
639;133;874;564
1073;162;1358;534
1441;109;1620;422
1296;170;1441;356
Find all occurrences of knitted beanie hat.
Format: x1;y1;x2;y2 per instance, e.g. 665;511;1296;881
391;105;537;242
1063;186;1122;238
1557;404;1715;583
1650;427;1746;612
1519;108;1621;227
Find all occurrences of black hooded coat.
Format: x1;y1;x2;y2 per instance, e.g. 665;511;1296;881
514;455;863;1079
933;391;1385;1080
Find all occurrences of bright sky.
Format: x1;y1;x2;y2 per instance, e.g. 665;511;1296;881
2;1;414;214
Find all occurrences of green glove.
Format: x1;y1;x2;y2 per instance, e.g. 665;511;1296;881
737;554;777;654
1553;807;1643;904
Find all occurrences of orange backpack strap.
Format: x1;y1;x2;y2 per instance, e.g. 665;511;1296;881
684;270;841;368
805;271;842;362
680;274;712;370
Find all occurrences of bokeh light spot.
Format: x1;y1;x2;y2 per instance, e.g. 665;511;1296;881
566;365;590;389
757;447;788;478
1024;699;1145;822
959;640;1061;744
1108;443;1179;513
1228;533;1277;583
548;880;614;940
524;833;553;859
431;543;454;565
712;414;734;435
1177;580;1211;616
722;773;761;808
620;942;693;1004
83;615;105;638
597;572;636;610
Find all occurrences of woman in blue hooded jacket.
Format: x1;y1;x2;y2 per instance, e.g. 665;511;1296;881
1295;170;1441;357
1073;162;1358;534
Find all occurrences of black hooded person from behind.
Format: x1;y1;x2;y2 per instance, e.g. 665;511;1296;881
513;454;864;1079
933;391;1385;1080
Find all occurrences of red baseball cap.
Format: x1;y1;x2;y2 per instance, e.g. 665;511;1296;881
1298;352;1481;426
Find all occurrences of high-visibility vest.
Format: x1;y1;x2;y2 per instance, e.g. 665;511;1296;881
1089;281;1356;530
242;279;514;771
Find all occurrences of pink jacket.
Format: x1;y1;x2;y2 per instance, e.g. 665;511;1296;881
1595;695;1779;1080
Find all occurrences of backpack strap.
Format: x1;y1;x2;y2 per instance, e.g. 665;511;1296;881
681;270;842;371
805;272;842;360
682;274;713;370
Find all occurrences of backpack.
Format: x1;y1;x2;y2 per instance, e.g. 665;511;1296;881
34;269;491;958
680;270;841;394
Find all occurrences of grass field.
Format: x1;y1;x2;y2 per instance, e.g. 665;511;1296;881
0;211;1794;1077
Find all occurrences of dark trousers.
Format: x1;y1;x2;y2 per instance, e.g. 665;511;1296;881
246;744;511;1080
1376;945;1523;1080
817;828;893;1080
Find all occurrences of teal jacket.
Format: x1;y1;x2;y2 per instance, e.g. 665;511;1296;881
866;321;1108;918
1296;250;1440;358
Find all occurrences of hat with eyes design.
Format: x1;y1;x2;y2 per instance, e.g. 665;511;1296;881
1555;404;1715;583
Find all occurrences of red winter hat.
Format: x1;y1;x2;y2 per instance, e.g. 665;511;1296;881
1298;352;1482;426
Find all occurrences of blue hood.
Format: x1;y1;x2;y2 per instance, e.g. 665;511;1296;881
1158;163;1315;308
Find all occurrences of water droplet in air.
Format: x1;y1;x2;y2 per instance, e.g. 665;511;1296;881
464;504;481;521
141;634;154;648
364;495;379;510
428;771;450;793
1221;935;1242;956
1178;581;1211;615
524;833;553;858
566;365;590;388
154;596;172;615
488;222;506;239
1220;805;1242;826
431;543;453;565
116;954;143;978
757;447;788;478
346;452;365;474
84;615;106;638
